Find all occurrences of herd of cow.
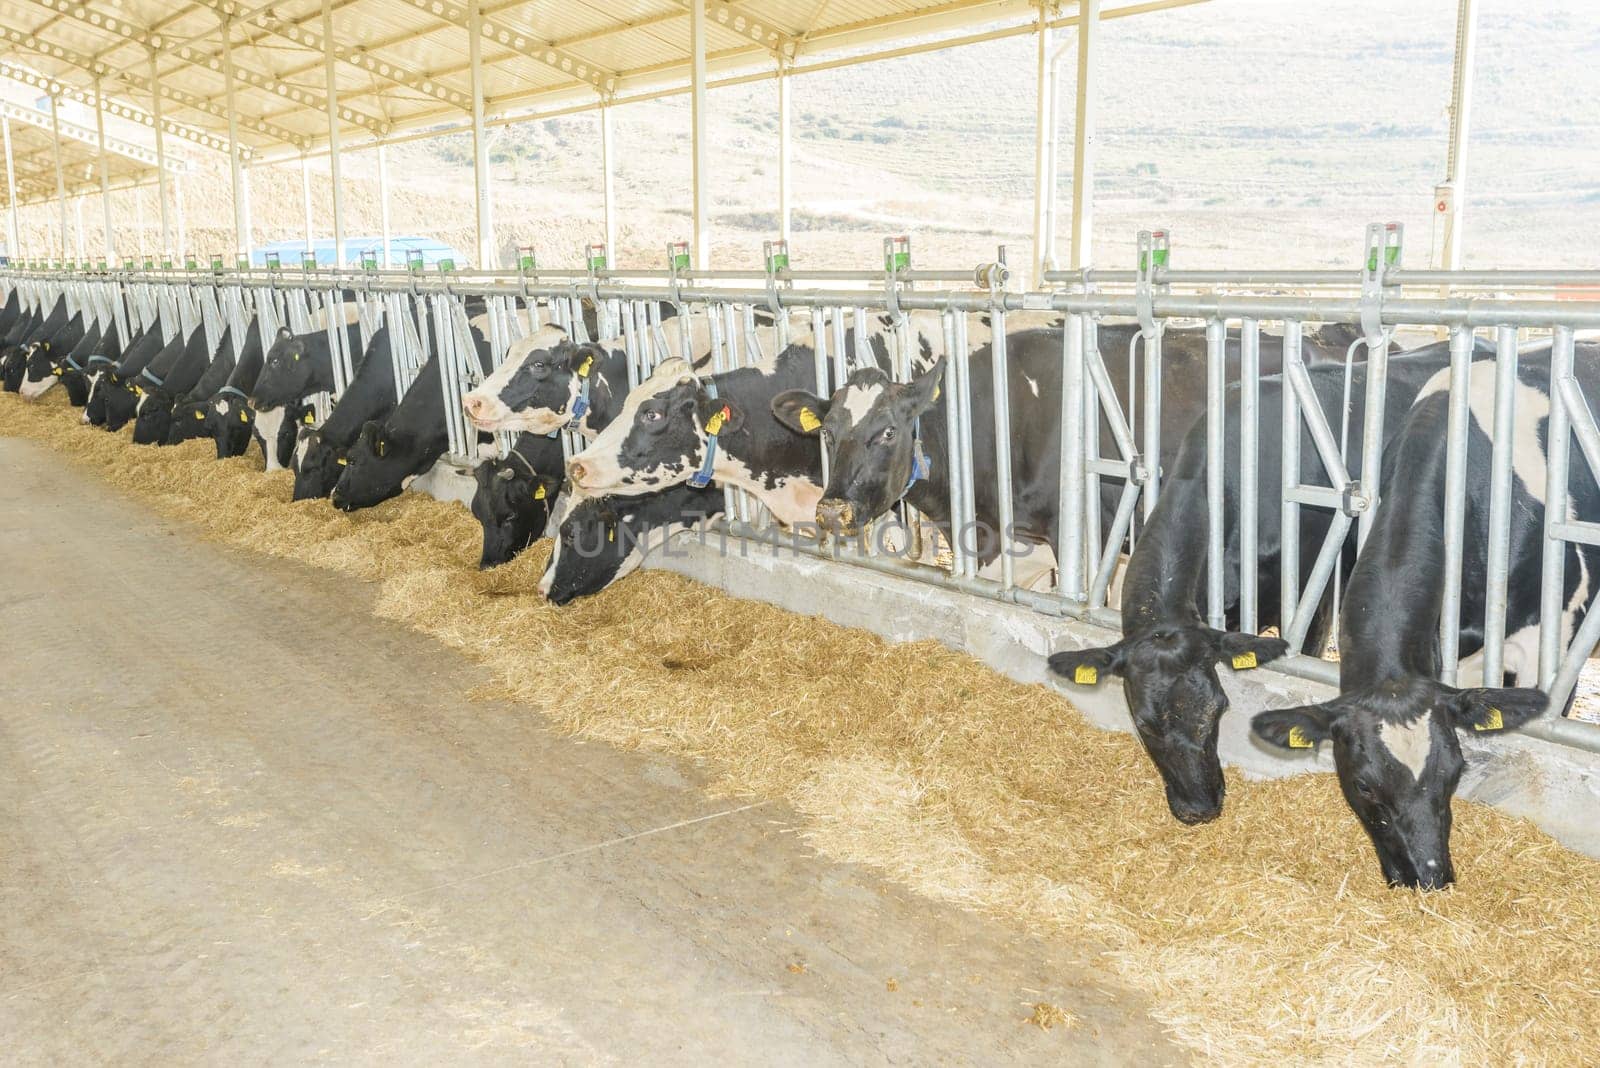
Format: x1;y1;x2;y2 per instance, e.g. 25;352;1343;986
3;282;1596;892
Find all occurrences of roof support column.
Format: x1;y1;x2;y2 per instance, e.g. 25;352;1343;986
1436;0;1478;270
175;170;186;261
220;15;250;260
240;165;253;262
777;57;791;244
94;76;114;262
50;93;67;262
149;53;173;259
599;104;615;260
2;117;20;262
73;196;86;263
322;0;345;266
690;0;709;266
377;143;391;267
468;0;495;269
1031;3;1065;283
1068;0;1100;270
301;155;315;249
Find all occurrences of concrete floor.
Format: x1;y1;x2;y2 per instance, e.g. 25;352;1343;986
0;436;1182;1066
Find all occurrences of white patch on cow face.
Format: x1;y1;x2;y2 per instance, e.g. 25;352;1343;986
19;370;57;399
253;405;288;472
1024;374;1040;398
1378;715;1434;781
135;392;150;415
465;326;573;433
292;430;315;472
567;360;690;494
839;383;884;429
82;371;103;422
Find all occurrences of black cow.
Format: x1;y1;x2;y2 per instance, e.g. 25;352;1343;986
469;432;566;568
539;482;725;605
1044;339;1485;826
209;320;267;459
131;325;217;444
250;319;365;409
9;307;83;395
96;322;173;431
330;339;492;512
18;320;99;402
463;327;628;437
2;296;68;391
291;327;399;501
165;331;239;446
1251;344;1600;889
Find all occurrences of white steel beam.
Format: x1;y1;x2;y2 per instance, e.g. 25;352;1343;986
240;164;253;261
777;57;791;242
1437;0;1478;270
693;1;793;53
94;75;113;261
690;0;709;266
49;94;66;260
1068;0;1100;270
0;57;234;157
1;117;19;260
301;155;314;248
468;0;495;269
377;143;391;267
387;0;618;92
150;53;172;256
220;15;249;258
322;0;346;267
0;98;187;173
1031;3;1054;283
599;104;615;258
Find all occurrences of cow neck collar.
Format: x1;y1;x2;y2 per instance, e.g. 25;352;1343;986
690;378;731;489
503;444;541;481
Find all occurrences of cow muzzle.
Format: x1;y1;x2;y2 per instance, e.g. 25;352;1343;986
815;498;858;537
462;391;502;429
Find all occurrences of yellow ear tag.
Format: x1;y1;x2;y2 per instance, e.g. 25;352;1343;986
292;352;300;361
932;382;941;401
134;385;144;397
576;355;594;378
1232;651;1258;670
607;526;615;543
798;407;822;433
193;410;205;421
1287;725;1315;749
239;410;248;424
375;441;386;457
302;411;315;424
1475;707;1504;732
1073;664;1097;685
52;367;62;376
704;405;731;435
336;457;348;466
533;483;547;500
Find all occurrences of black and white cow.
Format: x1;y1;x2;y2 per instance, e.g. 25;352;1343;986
1045;338;1486;826
84;322;156;426
292;327;401;501
164;331;238;446
469;432;566;568
18;320;99;401
99;324;178;432
11;309;84;396
249;318;365;410
209;320;268;459
539;482;725;605
330;339;492;512
2;296;68;392
132;325;216;445
1250;344;1600;889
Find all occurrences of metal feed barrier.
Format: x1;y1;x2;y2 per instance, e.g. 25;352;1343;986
7;224;1600;759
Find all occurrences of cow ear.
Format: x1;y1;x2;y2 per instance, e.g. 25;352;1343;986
1047;640;1129;686
901;357;946;415
1443;686;1547;735
771;389;829;435
276;326;293;342
532;475;561;503
566;342;604;377
697;390;743;435
1252;703;1339;752
1213;631;1291;672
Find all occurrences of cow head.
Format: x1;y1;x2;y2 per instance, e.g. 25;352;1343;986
165;399;212;445
103;378;141;431
291;426;344;501
470;454;561;568
1252;678;1545;889
251;327;313;408
1;344;29;391
133;391;181;445
18;343;60;399
461;328;601;435
83;370;110;424
61;365;90;407
1049;627;1290;824
566;358;740;497
330;420;411;512
210;393;255;459
772;361;942;536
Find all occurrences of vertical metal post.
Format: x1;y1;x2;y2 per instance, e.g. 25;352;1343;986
467;0;493;269
1057;310;1086;600
301;155;315;248
1437;0;1478;270
990;306;1016;590
1030;2;1053;284
220;15;249;257
150;53;173;256
777;59;792;243
1539;325;1576;687
689;0;710;266
1068;0;1100;270
1205;317;1225;627
322;0;345;266
175;170;186;259
599;105;616;260
94;77;114;260
2;117;20;262
1481;325;1519;684
1239;318;1259;633
73;195;86;262
48;95;67;261
1279;319;1303;644
240;165;253;260
1437;325;1475;684
377;143;392;267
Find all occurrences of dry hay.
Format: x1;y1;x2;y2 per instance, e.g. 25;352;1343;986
4;390;1600;1066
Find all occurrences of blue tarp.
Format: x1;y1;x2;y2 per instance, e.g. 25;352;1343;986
250;236;464;268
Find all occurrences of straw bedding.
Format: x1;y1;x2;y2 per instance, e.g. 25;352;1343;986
5;389;1599;1065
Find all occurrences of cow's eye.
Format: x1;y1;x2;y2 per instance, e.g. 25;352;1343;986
642;408;664;423
1353;779;1379;801
878;426;897;444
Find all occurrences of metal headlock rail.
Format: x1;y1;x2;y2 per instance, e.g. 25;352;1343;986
7;223;1600;760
